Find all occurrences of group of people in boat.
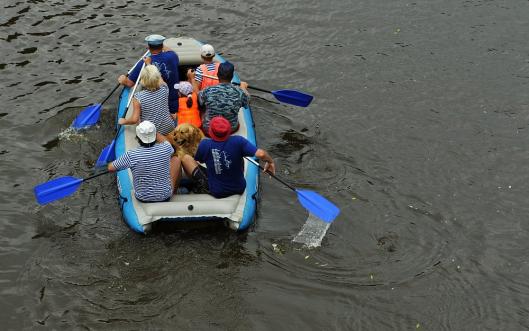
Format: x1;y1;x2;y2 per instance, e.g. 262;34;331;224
107;34;275;203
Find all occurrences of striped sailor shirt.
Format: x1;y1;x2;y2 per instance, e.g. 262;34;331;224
194;63;218;83
134;84;176;135
112;141;174;202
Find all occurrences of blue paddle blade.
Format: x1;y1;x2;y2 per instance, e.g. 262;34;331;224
271;90;314;107
295;190;340;223
71;104;102;129
95;139;116;168
34;176;84;205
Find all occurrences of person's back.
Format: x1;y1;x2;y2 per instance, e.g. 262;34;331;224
122;35;180;113
174;81;201;128
180;116;275;199
117;142;174;201
195;135;256;198
199;62;249;132
149;50;179;111
193;44;220;91
200;83;248;132
109;121;181;203
119;65;176;135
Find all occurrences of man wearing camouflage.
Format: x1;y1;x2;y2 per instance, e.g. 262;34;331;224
198;61;249;133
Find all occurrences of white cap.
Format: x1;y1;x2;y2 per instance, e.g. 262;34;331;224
144;34;166;46
136;121;156;144
200;44;215;58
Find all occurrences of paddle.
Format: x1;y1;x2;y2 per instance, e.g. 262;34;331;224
71;51;149;130
201;73;313;107
245;157;340;223
34;170;110;205
94;61;147;168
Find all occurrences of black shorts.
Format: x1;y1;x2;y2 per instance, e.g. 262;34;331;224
191;165;210;194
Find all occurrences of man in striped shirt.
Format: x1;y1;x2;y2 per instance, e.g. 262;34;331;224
108;121;181;203
198;62;249;133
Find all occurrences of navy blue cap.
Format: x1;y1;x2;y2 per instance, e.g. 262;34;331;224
218;61;234;80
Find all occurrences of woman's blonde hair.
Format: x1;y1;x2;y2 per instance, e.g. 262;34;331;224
140;64;162;91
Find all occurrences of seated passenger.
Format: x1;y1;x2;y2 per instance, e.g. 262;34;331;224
118;34;180;114
108;121;181;202
180;116;275;198
198;62;249;133
189;44;220;92
119;64;176;137
174;81;202;128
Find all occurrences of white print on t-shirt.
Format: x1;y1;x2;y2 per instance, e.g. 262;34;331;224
211;149;232;174
222;151;231;169
154;62;171;79
212;149;222;174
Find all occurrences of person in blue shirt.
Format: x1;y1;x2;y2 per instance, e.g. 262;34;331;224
180;116;275;198
118;34;180;114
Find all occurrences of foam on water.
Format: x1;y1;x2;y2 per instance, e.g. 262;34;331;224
292;213;331;248
57;126;92;141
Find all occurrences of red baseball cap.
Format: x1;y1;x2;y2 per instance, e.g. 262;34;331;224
208;116;231;141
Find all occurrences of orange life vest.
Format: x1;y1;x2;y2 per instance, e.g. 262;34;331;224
199;62;220;90
177;93;201;128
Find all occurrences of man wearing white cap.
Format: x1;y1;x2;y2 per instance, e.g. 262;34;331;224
107;121;181;202
118;34;180;114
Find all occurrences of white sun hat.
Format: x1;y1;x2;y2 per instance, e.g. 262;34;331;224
136;120;156;144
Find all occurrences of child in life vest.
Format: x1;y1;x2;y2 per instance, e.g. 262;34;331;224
174;81;202;129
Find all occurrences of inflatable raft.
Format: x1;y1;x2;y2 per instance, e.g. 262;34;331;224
114;37;259;234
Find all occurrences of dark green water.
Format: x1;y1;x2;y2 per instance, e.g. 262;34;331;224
2;0;529;329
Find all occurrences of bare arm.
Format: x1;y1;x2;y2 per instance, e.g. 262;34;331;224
255;148;275;175
118;98;141;125
107;162;117;172
188;69;200;93
156;132;168;143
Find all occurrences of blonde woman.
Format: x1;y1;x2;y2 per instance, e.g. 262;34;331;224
119;64;176;137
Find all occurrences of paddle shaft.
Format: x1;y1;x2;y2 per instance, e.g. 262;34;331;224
113;62;147;141
100;51;149;106
201;74;271;94
245;157;296;192
86;170;110;181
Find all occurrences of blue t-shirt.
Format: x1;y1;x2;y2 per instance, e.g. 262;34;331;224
195;136;258;198
129;51;180;113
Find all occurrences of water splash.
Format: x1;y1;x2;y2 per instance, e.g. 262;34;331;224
57;126;91;141
292;213;331;248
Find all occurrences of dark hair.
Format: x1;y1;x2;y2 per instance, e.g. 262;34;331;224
148;43;163;51
186;95;193;108
136;137;156;147
217;62;234;81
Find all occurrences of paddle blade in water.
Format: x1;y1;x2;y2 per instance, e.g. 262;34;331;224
71;104;102;129
95;139;116;168
295;189;340;223
34;176;84;205
271;90;313;107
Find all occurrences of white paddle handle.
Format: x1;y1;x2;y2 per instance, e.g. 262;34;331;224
202;73;219;80
126;62;146;108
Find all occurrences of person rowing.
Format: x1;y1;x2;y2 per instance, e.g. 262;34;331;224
180;116;275;198
108;121;181;203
